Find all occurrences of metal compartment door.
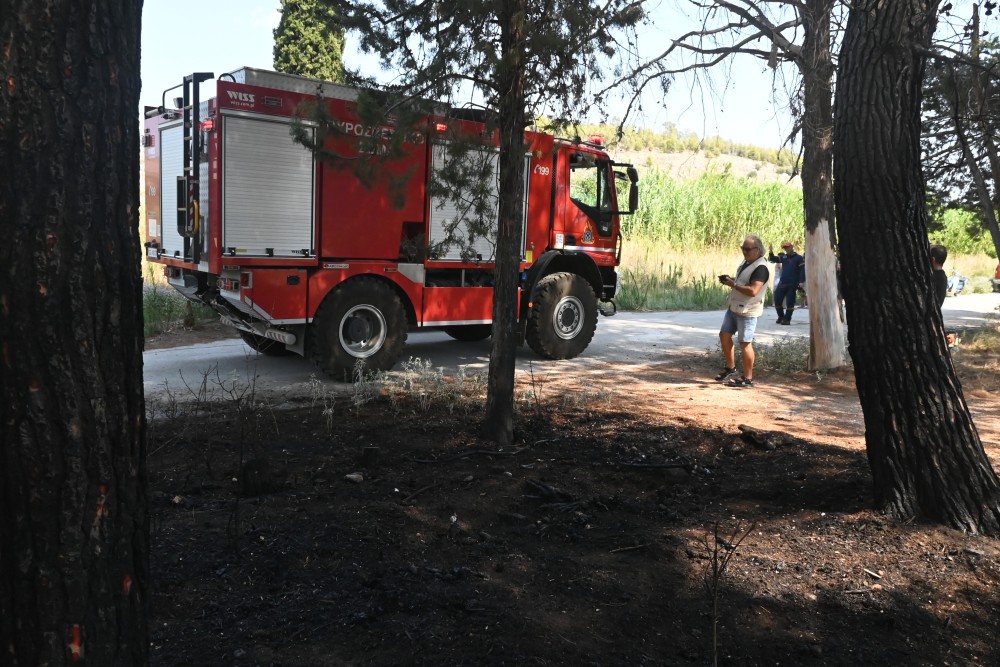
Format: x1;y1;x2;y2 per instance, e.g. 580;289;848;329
427;143;529;262
222;114;315;258
158;123;186;259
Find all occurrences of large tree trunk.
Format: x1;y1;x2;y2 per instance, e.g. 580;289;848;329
800;0;846;370
834;0;1000;534
484;0;528;446
0;1;148;664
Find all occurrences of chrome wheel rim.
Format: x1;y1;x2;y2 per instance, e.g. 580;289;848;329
553;296;584;340
339;305;387;358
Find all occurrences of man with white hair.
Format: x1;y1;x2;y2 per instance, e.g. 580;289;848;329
715;234;770;388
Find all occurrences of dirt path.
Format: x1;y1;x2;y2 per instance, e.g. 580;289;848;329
144;308;1000;458
540;353;1000;466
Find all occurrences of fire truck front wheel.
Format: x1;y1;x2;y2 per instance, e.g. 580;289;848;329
308;278;407;380
526;272;598;360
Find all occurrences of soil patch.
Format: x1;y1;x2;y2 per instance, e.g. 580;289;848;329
145;319;239;350
147;349;1000;666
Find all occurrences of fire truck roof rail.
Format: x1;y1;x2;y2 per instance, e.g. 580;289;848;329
223;67;359;102
448;106;494;124
555;135;609;151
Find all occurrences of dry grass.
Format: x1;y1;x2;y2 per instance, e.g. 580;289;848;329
620;239;737;280
954;318;1000;393
948;253;1000;293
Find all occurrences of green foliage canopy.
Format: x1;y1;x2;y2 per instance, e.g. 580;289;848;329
323;0;653;128
929;206;998;257
625;169;804;249
274;0;346;82
921;36;1000;257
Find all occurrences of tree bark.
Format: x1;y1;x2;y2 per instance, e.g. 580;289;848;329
800;0;846;369
484;0;528;447
0;1;149;664
834;0;1000;534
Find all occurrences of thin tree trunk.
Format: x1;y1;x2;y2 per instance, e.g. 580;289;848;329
0;0;148;664
484;0;528;446
947;67;1000;256
968;4;1000;258
800;0;845;369
834;0;1000;534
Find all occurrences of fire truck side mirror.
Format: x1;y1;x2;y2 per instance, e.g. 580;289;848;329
628;182;639;214
625;167;639;214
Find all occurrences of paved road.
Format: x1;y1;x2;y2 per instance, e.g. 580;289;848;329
143;293;1000;399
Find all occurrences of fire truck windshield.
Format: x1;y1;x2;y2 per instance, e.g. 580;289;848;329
569;157;614;235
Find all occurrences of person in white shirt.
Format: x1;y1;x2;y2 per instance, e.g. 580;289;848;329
715;234;770;388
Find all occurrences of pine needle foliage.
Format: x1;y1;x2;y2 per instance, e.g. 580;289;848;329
315;0;656;139
273;0;346;83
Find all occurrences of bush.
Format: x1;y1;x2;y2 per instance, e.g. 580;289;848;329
143;282;186;338
143;281;216;338
621;169;803;248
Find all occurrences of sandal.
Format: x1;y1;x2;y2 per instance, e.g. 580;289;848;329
727;376;754;388
714;367;739;382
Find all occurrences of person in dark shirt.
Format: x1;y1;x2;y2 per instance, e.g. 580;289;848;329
930;244;948;308
767;241;806;325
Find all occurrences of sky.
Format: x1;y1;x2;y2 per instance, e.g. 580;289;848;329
141;1;987;149
139;0;803;150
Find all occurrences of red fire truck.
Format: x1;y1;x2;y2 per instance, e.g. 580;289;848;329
142;68;638;379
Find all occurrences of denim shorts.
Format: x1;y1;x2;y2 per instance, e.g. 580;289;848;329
720;309;758;343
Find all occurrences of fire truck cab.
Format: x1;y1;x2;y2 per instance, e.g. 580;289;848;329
142;67;638;379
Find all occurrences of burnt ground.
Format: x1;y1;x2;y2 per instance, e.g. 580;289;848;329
146;321;1000;666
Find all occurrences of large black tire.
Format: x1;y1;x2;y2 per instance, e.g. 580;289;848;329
525;272;598;360
443;324;492;342
239;330;292;356
307;277;407;380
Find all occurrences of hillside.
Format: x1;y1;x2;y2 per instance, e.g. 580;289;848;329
613;149;802;187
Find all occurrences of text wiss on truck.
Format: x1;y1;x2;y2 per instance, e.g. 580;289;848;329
142;68;639;379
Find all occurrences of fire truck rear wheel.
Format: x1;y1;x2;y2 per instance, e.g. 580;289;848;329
443;324;492;342
308;278;407;380
526;272;598;360
239;330;292;356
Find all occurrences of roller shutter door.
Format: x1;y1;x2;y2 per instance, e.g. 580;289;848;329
222;115;315;257
427;143;529;262
158;123;186;258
